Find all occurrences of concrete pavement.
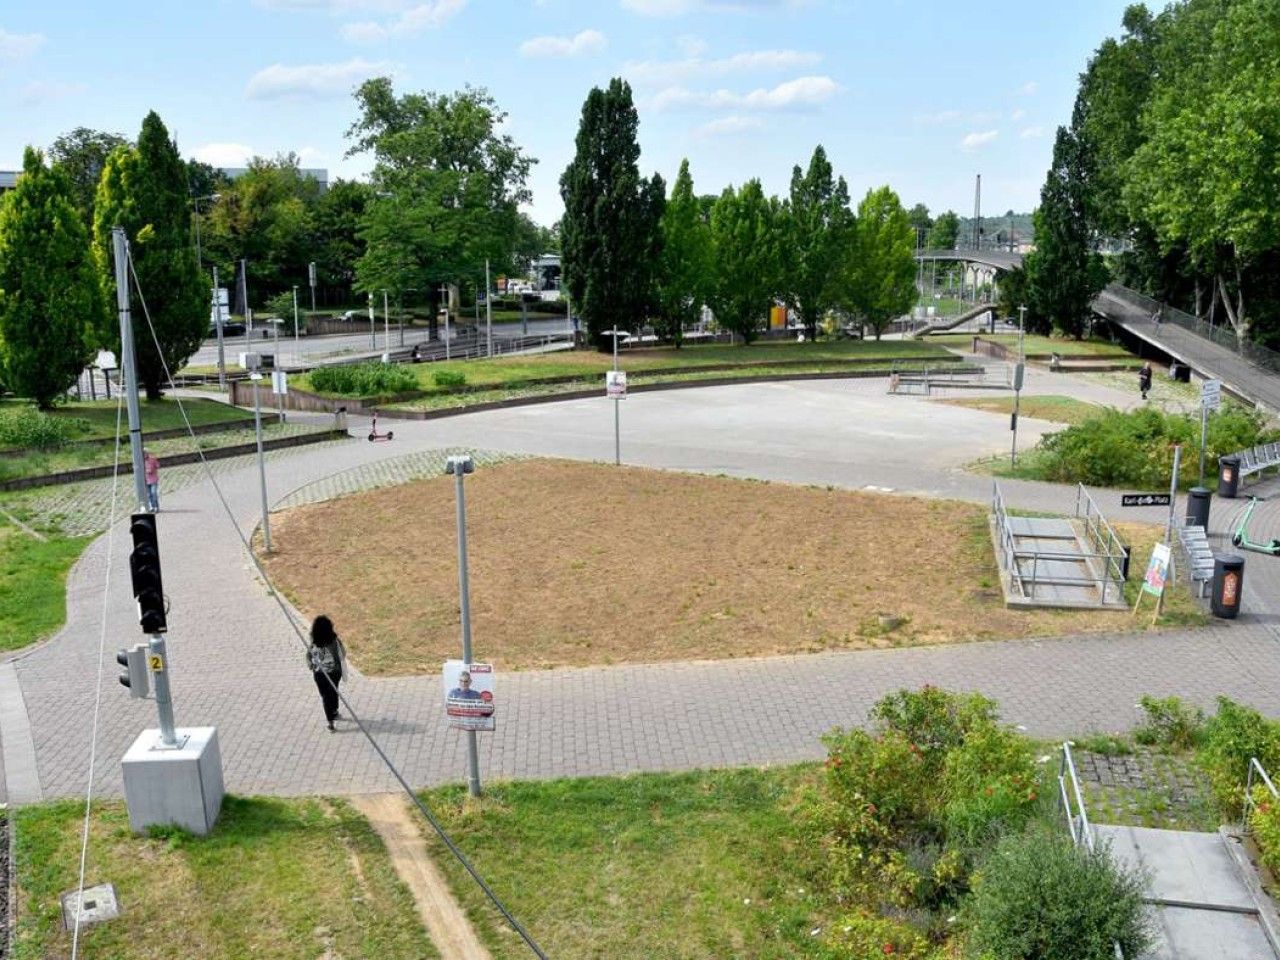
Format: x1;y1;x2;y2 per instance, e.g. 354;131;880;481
4;370;1279;805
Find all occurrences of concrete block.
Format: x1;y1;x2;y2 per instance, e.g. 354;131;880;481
121;727;224;836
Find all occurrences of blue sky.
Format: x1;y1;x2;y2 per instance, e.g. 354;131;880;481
0;1;1137;226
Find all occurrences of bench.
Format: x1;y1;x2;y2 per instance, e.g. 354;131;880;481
1177;524;1216;597
1228;443;1280;484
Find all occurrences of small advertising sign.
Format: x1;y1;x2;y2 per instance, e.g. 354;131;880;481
443;660;495;731
271;370;288;396
606;370;627;399
1142;542;1172;597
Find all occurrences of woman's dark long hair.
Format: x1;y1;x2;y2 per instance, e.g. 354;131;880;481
311;615;337;647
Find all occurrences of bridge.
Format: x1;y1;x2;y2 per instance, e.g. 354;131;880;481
916;248;1024;272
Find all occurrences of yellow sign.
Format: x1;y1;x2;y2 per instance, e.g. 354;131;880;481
148;654;164;673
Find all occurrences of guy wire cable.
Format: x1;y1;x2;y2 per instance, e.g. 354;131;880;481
125;249;548;958
71;388;126;960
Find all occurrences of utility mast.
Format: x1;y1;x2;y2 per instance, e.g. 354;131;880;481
972;174;983;250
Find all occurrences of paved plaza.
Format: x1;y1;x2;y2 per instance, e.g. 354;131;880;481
4;363;1280;806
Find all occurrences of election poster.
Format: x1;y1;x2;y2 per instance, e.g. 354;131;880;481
443;660;495;731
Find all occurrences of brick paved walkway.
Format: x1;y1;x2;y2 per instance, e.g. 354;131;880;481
4;376;1279;804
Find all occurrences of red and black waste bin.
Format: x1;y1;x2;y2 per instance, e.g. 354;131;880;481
1219;456;1241;499
1211;554;1245;619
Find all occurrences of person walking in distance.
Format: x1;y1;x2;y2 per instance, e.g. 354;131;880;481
306;615;347;731
143;449;161;512
1139;362;1153;401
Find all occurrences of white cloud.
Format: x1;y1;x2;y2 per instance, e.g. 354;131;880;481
254;0;414;12
297;146;327;162
914;109;999;126
960;129;999;151
245;58;395;100
1011;107;1026;121
0;27;44;62
624;47;820;83
192;143;257;167
1018;81;1038;95
1019;126;1045;139
520;29;606;58
650;74;838;111
676;34;707;57
695;115;764;137
342;0;467;42
18;80;87;105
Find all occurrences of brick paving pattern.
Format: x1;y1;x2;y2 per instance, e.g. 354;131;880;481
4;377;1280;804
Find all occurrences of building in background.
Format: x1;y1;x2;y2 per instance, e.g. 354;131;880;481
216;167;329;192
0;170;18;196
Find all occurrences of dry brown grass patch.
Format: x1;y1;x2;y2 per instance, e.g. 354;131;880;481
261;460;1185;675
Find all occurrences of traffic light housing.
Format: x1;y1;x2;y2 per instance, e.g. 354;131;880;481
117;643;150;698
129;513;167;634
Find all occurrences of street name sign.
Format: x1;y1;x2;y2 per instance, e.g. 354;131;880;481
1122;493;1172;507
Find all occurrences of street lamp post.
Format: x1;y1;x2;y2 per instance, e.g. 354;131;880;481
445;454;482;798
604;327;625;465
192;194;225;387
1012;305;1027;466
292;285;300;366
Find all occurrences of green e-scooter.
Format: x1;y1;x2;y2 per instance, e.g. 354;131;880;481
1231;498;1280;555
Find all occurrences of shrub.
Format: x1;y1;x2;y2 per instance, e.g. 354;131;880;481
870;687;999;768
0;406;90;450
941;724;1038;846
308;362;417;397
1036;405;1270;488
1248;784;1280;876
1134;695;1204;750
819;913;939;960
1198;697;1280;816
964;826;1151;960
432;369;467;389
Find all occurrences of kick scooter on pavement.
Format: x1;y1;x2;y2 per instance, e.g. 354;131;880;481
367;411;394;443
1231;498;1280;556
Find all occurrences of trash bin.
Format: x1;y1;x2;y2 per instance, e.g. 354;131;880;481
1211;554;1245;619
1186;487;1212;529
259;353;274;370
1120;544;1132;581
1219;455;1241;499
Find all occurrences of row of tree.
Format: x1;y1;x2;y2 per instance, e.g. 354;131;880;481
560;79;918;347
0;113;204;405
1015;0;1280;343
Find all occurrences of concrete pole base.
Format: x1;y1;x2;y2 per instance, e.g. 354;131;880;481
121;726;224;836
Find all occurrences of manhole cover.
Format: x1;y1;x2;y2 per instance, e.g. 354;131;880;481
60;883;120;930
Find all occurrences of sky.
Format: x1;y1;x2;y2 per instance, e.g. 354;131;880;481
0;1;1138;226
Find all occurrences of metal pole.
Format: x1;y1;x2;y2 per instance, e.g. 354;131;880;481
149;634;178;746
443;284;451;361
273;323;284;423
292;285;300;365
253;375;272;552
212;265;226;390
1166;444;1182;546
452;461;482;798
112;227;149;510
1012;305;1026;466
612;328;621;466
1199;402;1208;487
240;259;251;356
383;290;390;354
368;293;375;350
485;260;493;358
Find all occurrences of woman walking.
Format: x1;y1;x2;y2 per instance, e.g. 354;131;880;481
306;615;347;731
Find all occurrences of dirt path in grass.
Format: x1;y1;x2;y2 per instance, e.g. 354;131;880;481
351;794;491;960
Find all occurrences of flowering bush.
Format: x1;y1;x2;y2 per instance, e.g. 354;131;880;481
1197;697;1280;817
1249;784;1280;877
819;913;939;960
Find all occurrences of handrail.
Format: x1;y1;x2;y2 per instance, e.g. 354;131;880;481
1059;741;1096;854
1243;757;1279;830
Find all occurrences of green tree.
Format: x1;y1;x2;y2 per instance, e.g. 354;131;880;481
349;78;533;338
842;186;916;339
560;78;666;347
655;159;712;346
201;153;320;301
708;179;781;343
786;145;853;341
0;148;102;407
926;210;960;250
907;202;933;237
309;178;371;305
1027;127;1108;339
48;127;130;231
93;111;206;399
996;265;1042;333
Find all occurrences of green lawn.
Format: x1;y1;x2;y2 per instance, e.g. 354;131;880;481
0;421;323;485
932;333;1135;358
943;394;1104;426
300;339;953;400
422;767;821;960
11;795;433;960
0;398;251;447
0;523;91;652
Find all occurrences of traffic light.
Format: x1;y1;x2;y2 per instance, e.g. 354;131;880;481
129;513;167;634
117;643;150;698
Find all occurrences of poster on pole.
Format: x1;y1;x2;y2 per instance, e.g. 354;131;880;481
1141;543;1171;597
606;370;627;399
271;370;288;395
443;660;495;731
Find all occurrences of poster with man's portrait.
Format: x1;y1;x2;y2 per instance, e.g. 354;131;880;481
443;660;495;731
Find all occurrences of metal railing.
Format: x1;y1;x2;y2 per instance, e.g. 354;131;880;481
1243;757;1279;830
1102;283;1280;376
1059;743;1127;960
1075;484;1129;606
